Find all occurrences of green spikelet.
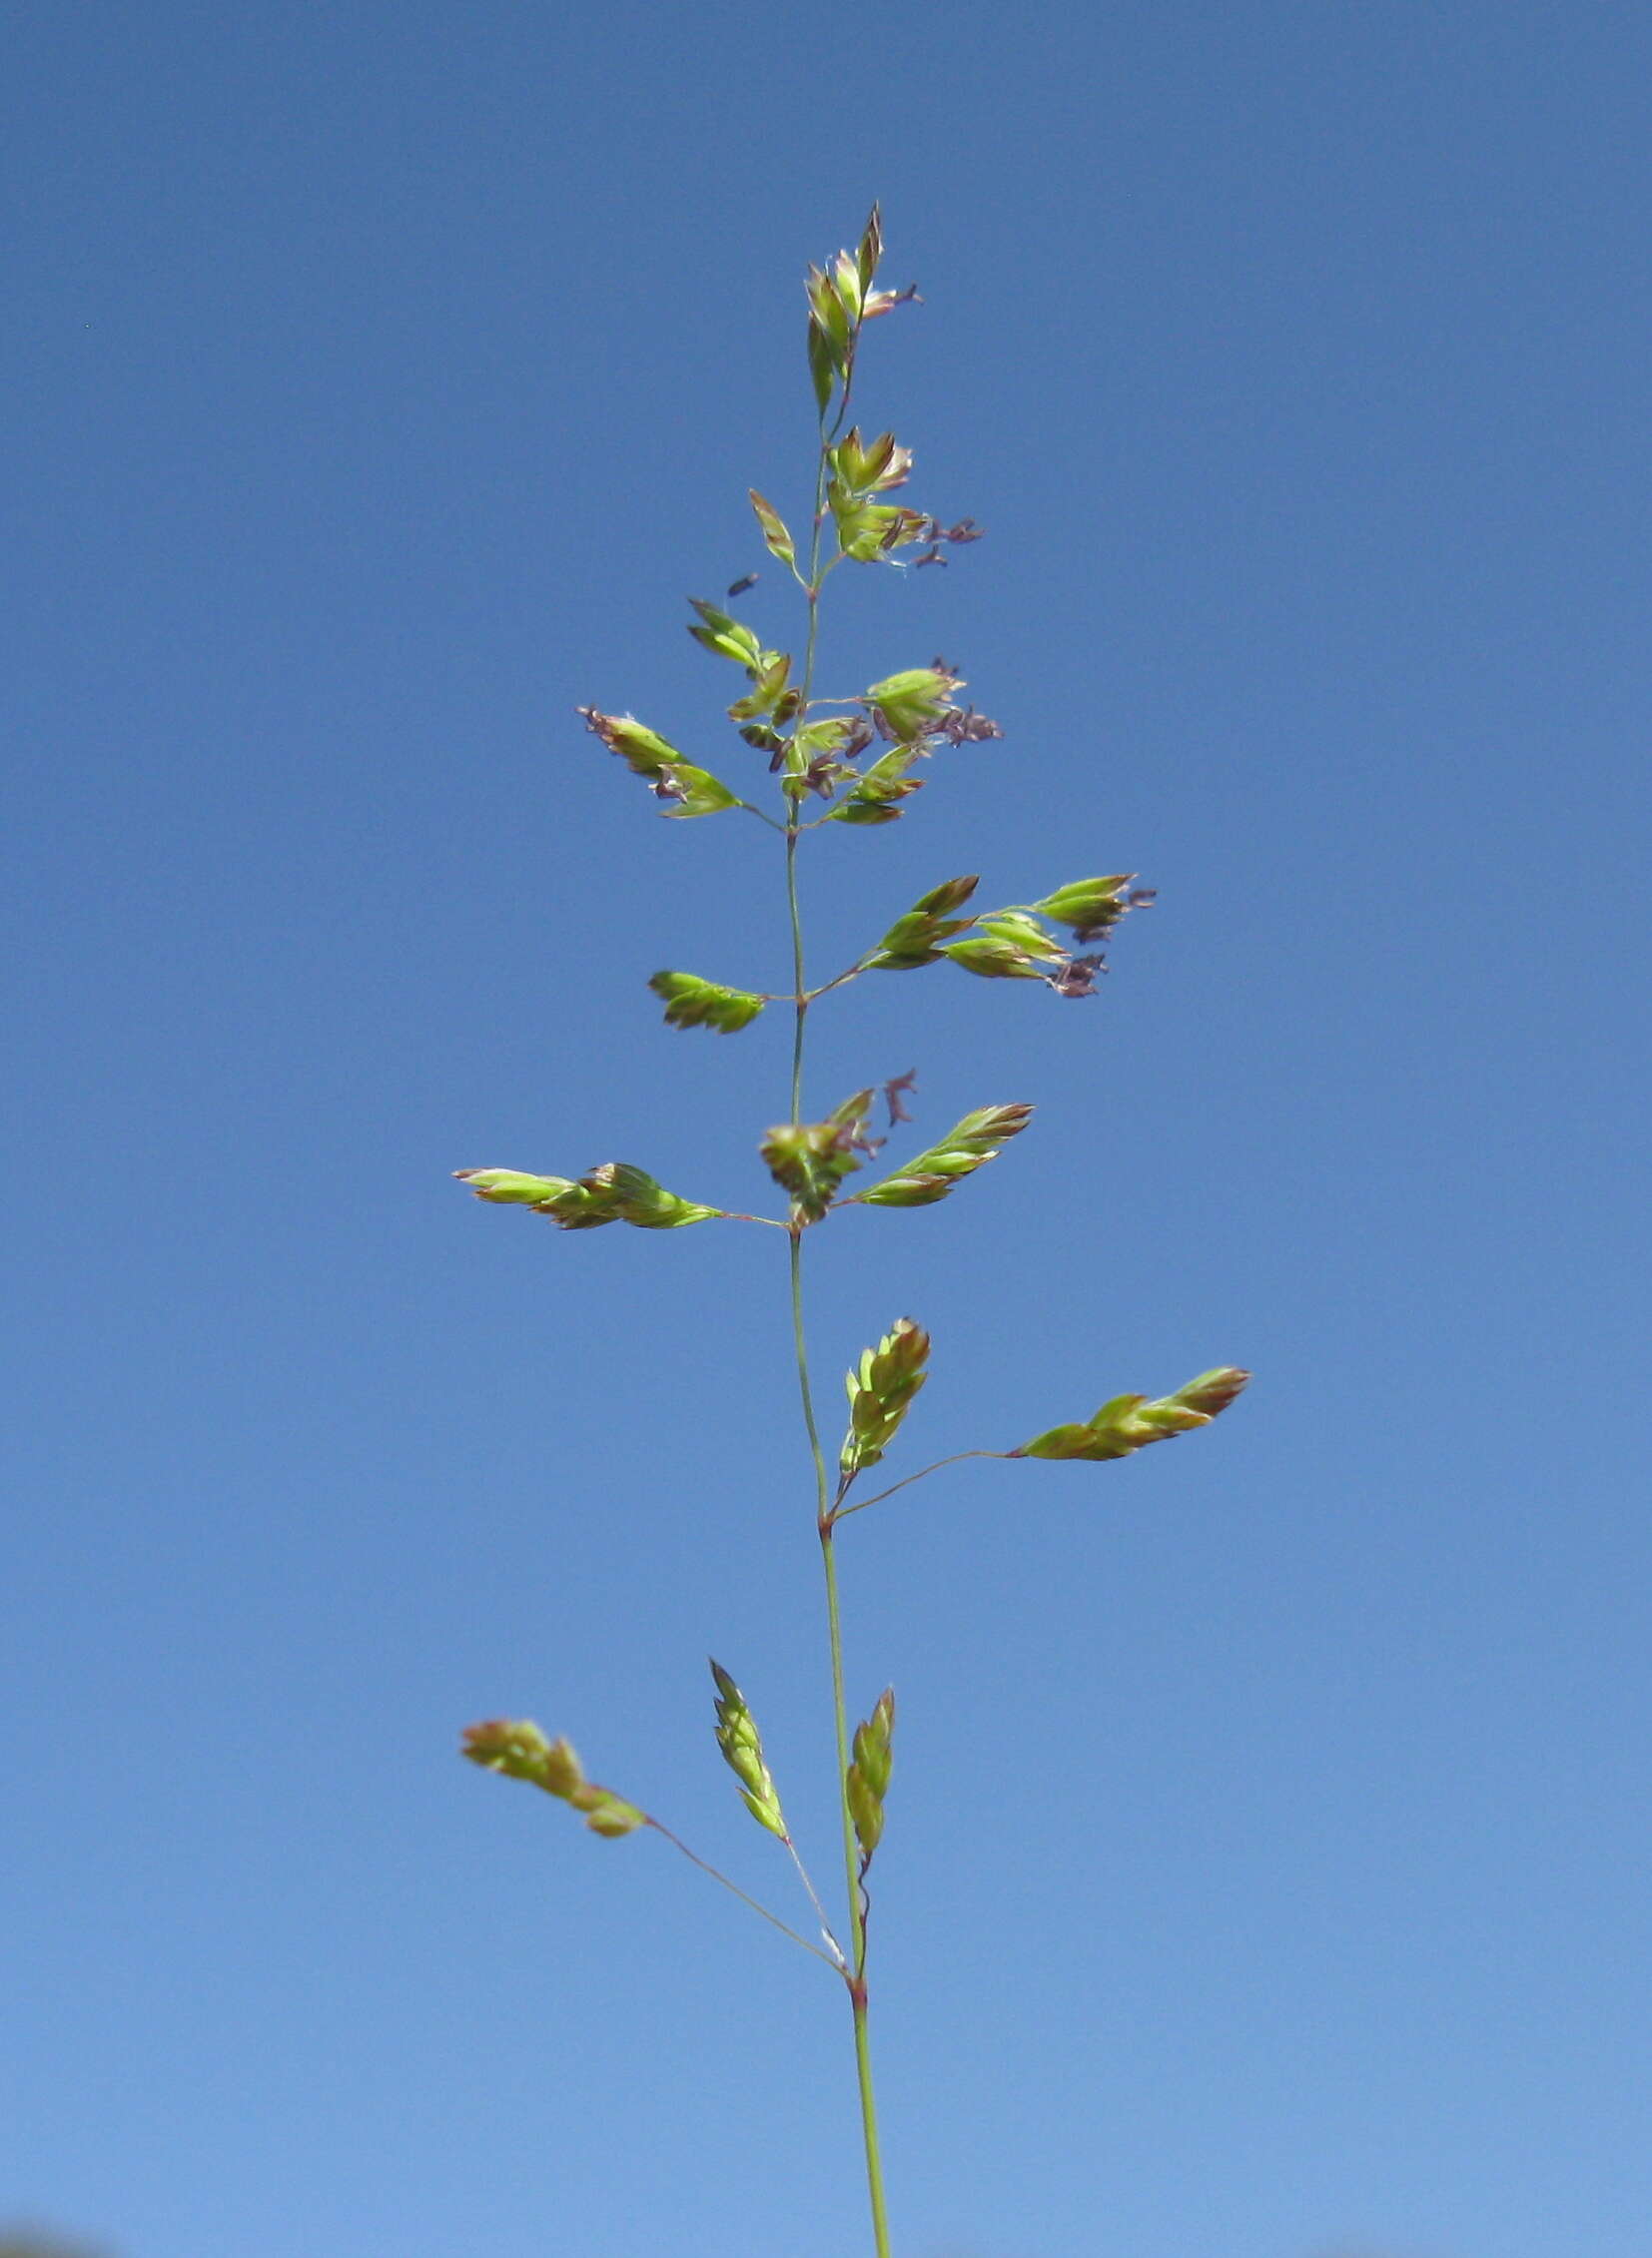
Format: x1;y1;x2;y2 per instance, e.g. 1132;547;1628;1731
575;705;742;818
841;1318;931;1479
760;1089;876;1223
828;743;926;826
454;1162;718;1230
685;597;767;667
1032;875;1148;944
709;1661;789;1839
1017;1367;1251;1463
450;1169;579;1207
459;1721;646;1839
845;1689;896;1866
862;666;962;743
749;488;796;568
938;930;1051;981
865;876;981;969
649;971;767;1034
855;1104;1033;1208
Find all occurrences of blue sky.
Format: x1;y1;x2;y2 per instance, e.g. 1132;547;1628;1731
6;6;1650;2255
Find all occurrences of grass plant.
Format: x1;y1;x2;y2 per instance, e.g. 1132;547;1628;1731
453;208;1249;2257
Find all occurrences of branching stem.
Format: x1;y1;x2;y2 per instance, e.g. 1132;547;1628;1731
833;1451;1008;1521
780;353;894;2258
805;961;871;1003
783;1831;848;1969
644;1819;840;1969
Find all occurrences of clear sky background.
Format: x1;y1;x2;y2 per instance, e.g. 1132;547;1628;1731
5;6;1650;2256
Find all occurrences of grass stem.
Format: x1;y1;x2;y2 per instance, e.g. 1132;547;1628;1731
782;388;895;2249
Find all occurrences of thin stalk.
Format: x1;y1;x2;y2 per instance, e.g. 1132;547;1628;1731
815;1502;862;1971
851;1976;892;2255
782;1831;848;1970
804;960;871;1003
787;828;808;1120
814;1325;892;2258
643;1819;841;1968
781;366;894;2258
833;1450;1007;1520
787;1226;859;1953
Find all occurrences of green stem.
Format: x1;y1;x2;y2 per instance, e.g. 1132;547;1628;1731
782;373;894;2256
791;1192;892;2251
816;1516;863;1970
852;1978;893;2255
818;1397;892;2258
787;827;807;1121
